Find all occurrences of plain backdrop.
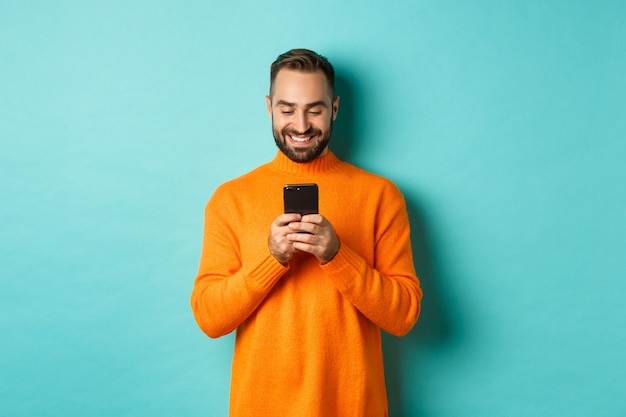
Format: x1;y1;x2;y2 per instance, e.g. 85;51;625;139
1;1;624;416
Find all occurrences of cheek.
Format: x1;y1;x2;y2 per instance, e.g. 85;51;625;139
273;119;285;132
271;114;286;129
318;116;333;131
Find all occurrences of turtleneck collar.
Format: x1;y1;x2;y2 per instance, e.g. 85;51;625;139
268;150;343;177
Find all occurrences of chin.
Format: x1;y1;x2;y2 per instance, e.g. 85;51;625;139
274;136;327;163
282;142;328;163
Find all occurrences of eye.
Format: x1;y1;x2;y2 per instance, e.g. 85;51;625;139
281;110;294;115
308;110;322;115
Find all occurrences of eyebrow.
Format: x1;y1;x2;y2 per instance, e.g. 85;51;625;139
276;100;329;109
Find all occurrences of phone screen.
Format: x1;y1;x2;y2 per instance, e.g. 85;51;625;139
283;184;318;215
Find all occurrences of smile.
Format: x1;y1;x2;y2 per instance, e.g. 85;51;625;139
288;135;313;143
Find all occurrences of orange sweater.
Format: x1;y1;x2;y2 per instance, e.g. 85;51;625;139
191;151;422;417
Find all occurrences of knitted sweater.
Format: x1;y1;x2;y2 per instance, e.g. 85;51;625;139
191;151;422;417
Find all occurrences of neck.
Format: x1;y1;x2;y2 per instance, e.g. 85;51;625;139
269;150;342;177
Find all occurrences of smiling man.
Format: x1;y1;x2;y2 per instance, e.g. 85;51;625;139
191;49;422;417
268;66;338;163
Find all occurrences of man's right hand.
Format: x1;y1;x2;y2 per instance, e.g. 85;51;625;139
268;213;302;264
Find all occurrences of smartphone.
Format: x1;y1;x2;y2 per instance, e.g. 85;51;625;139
283;184;318;215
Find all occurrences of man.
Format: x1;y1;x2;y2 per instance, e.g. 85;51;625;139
191;48;422;417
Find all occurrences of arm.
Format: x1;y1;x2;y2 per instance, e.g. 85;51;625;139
322;240;421;337
190;193;288;338
288;185;422;336
327;189;421;336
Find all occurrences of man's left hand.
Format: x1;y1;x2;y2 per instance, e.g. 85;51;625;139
286;214;340;264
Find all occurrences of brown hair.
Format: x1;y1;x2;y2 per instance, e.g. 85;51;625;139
269;48;335;98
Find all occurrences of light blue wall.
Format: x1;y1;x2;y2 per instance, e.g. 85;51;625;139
1;1;624;416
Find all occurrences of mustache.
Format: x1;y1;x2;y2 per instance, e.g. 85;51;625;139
282;127;323;137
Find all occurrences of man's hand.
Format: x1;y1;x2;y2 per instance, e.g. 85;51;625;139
286;214;340;264
269;213;303;264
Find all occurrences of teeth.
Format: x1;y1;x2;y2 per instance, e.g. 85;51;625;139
291;136;311;142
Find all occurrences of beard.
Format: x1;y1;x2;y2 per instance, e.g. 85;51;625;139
272;119;333;163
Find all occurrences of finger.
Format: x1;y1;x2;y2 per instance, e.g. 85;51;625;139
275;213;302;227
288;221;317;235
300;214;323;225
287;231;317;244
291;240;317;254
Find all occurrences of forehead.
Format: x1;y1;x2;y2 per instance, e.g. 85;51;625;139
272;69;332;103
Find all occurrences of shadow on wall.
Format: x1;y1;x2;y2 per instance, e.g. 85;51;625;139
384;196;456;417
333;65;457;416
331;69;361;162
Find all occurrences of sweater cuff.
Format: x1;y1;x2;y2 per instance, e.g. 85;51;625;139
242;246;289;292
320;243;365;291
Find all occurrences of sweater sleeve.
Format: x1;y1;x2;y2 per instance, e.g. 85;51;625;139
190;188;288;338
321;184;422;336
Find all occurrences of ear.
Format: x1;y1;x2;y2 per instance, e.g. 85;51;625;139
332;96;340;121
265;95;272;120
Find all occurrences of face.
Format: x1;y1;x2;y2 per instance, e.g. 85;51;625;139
266;69;339;163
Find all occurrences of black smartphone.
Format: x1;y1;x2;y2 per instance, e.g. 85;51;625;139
283;184;318;215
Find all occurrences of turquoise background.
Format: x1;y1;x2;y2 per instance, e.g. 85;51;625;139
1;1;624;416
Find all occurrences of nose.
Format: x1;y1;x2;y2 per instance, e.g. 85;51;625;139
293;111;310;133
